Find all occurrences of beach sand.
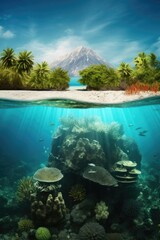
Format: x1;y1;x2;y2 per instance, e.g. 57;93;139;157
0;89;160;104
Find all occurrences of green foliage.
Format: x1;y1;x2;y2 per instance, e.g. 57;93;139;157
29;61;50;89
16;51;34;74
35;227;51;240
49;67;70;90
0;67;27;89
79;64;119;90
0;48;16;68
117;62;133;89
0;47;159;90
132;52;160;84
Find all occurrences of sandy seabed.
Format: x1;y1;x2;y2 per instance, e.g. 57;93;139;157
0;89;160;104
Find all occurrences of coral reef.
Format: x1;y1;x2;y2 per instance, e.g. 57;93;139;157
31;191;66;226
79;222;106;240
83;165;118;186
112;160;141;183
48;117;141;177
18;218;34;232
30;167;66;226
16;177;36;203
62;137;105;171
95;201;109;221
33;167;63;183
69;184;86;202
35;227;51;240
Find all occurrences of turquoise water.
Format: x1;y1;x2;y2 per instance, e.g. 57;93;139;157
69;77;82;86
0;97;160;239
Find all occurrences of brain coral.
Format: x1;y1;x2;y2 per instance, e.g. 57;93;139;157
79;222;106;240
35;227;51;240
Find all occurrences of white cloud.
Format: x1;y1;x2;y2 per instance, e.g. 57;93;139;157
18;35;88;64
83;22;113;35
151;37;160;55
0;25;15;39
64;28;74;35
92;39;144;66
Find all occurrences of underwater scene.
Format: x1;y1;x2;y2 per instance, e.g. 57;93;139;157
0;98;160;240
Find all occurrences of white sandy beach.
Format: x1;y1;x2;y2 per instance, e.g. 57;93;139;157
0;89;160;104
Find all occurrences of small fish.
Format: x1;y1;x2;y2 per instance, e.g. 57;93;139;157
88;163;96;167
138;132;146;136
50;122;55;126
128;124;134;127
88;170;96;174
136;127;142;130
39;138;44;142
141;130;148;134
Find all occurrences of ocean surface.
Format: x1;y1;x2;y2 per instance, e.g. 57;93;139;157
0;97;160;239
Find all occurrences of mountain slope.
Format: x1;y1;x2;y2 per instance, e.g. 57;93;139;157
50;46;108;76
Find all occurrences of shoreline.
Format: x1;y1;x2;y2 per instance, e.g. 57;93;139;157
0;90;160;104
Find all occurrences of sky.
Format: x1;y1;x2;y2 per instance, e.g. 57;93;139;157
0;0;160;66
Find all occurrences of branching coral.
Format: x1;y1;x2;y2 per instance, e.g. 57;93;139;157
31;192;66;226
95;201;109;221
16;177;36;203
69;184;86;202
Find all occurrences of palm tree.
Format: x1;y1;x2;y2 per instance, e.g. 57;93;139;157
134;52;148;69
148;53;158;68
29;62;50;89
16;51;34;74
117;62;133;89
0;48;16;68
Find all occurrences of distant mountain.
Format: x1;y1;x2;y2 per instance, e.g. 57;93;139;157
50;46;108;77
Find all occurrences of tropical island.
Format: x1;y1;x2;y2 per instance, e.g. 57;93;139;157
0;48;160;103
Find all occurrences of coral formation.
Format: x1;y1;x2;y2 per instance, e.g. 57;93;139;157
18;218;34;232
48;117;141;179
31;192;66;225
69;184;86;202
62;137;105;171
95;201;109;221
33;167;63;183
35;227;51;240
16;177;36;203
83;165;118;186
112;160;141;183
79;222;106;240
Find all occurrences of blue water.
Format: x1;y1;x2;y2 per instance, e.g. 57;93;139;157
1;97;160;238
69;77;82;86
0;98;160;174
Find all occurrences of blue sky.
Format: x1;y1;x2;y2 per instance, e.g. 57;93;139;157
0;0;160;66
